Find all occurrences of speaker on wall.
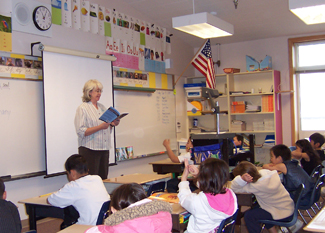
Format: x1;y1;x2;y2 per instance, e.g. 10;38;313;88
12;0;52;37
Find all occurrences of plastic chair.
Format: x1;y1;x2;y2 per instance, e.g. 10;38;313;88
298;174;325;224
96;200;110;225
146;181;166;197
310;164;322;183
258;184;305;233
215;209;238;233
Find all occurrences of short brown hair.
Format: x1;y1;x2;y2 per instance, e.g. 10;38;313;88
110;183;147;211
197;158;229;195
232;161;261;183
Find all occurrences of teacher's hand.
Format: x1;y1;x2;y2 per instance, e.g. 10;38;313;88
100;122;111;129
111;119;120;127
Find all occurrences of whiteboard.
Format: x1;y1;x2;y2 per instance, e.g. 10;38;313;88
0;79;45;177
114;90;177;159
42;51;114;175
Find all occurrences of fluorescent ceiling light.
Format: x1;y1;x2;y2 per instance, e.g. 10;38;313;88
289;0;325;25
172;12;234;39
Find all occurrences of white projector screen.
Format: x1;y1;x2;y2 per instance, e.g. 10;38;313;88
43;50;114;175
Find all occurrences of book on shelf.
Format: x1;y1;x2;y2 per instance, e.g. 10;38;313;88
261;95;273;112
99;106;128;123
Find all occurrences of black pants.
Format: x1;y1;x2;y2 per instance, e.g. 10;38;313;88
60;206;79;230
78;146;109;180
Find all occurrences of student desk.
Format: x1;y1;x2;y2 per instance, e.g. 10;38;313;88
103;173;171;193
19;194;188;232
303;205;325;232
149;158;183;176
57;224;93;233
19;195;63;231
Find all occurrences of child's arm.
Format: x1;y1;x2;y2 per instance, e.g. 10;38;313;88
230;174;251;193
163;139;180;163
291;149;310;161
263;163;287;174
181;159;190;182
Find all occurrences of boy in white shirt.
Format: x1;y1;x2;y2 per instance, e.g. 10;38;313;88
48;154;110;228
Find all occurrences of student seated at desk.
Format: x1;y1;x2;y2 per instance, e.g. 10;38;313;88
291;139;321;176
233;134;243;150
0;178;22;233
85;183;172;233
263;144;314;206
231;161;294;233
309;132;325;162
163;138;197;193
178;158;238;233
47;154;110;227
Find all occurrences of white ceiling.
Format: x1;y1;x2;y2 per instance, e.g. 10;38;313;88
120;0;325;48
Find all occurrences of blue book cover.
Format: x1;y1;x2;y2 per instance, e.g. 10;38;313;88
99;106;128;123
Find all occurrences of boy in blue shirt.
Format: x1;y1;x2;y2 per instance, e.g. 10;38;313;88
0;178;22;233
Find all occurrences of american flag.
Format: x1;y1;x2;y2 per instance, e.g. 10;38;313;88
191;39;216;89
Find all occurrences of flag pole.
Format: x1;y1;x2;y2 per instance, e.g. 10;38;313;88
174;39;208;86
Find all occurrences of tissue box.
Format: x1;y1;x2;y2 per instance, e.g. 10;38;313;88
246;55;260;72
260;55;272;70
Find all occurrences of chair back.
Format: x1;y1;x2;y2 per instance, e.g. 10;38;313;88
258;184;305;228
312;174;325;204
310;165;322;183
146;181;166;196
96;200;110;225
216;209;238;233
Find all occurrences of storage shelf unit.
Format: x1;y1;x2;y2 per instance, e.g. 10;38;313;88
186;70;282;145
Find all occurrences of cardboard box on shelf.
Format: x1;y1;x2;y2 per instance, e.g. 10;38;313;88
231;104;246;113
231;120;246;131
260;55;272;71
246;55;272;72
246;55;260;72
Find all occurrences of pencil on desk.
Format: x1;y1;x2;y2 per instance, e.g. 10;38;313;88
39;193;52;197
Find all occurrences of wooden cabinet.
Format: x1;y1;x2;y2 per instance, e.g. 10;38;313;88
186;70;282;146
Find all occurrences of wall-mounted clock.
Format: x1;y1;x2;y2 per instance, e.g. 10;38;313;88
12;0;52;37
33;6;52;31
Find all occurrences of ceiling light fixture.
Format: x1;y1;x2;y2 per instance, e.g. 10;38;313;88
172;0;234;39
289;0;325;25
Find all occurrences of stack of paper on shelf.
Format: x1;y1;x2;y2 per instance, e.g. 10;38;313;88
231;120;246;131
264;119;274;130
261;95;274;112
246;104;261;112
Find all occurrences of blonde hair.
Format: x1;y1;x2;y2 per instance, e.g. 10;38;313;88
81;79;103;102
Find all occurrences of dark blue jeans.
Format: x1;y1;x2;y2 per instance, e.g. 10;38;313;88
244;207;293;233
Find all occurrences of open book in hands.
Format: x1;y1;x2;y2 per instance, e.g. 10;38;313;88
99;106;128;123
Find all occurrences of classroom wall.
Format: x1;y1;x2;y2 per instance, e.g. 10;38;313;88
199;32;324;148
5;0;194;220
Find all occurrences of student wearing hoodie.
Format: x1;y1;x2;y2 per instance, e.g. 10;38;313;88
231;161;294;233
178;158;238;233
85;183;172;233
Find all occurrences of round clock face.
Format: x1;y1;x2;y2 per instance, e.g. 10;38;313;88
33;6;52;31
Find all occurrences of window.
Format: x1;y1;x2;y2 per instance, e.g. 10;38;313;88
293;39;325;140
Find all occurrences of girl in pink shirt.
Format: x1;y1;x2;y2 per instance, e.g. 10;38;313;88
178;158;238;233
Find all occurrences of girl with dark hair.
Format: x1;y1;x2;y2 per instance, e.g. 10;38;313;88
231;161;294;233
291;139;321;175
178;158;238;233
85;183;172;233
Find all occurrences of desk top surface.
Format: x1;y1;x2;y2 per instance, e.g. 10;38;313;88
103;173;171;184
18;194;51;206
149;158;182;165
57;224;93;233
303;205;325;232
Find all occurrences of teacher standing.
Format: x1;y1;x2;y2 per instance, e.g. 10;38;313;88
74;79;119;180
